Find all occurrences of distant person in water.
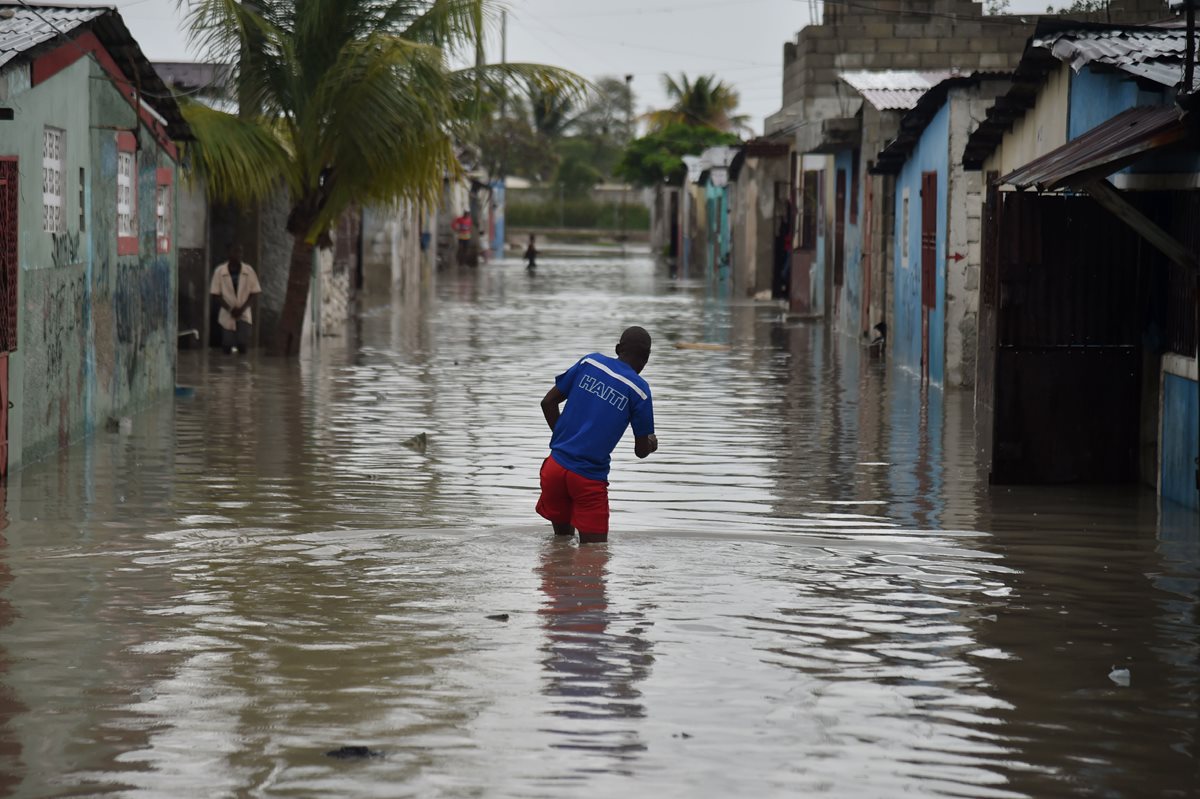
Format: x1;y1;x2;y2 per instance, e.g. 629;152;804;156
537;327;658;543
524;234;538;271
210;243;262;354
451;210;473;265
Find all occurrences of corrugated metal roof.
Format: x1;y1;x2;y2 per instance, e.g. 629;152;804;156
999;105;1186;191
0;4;107;69
1034;27;1196;89
839;70;956;110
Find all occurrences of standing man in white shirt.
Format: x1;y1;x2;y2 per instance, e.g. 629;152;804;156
210;243;262;354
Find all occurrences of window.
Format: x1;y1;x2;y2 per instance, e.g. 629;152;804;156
155;168;172;254
78;167;85;232
117;153;134;235
901;188;910;269
42;127;65;233
116;132;137;255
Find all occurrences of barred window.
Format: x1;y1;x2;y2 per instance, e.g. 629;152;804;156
42;127;65;233
117;150;135;237
155;182;171;253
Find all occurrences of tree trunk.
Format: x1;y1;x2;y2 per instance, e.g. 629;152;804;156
273;231;314;356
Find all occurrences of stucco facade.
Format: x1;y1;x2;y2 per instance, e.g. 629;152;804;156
0;42;181;470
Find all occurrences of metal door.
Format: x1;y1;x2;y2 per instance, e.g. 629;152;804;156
990;190;1142;484
919;171;937;383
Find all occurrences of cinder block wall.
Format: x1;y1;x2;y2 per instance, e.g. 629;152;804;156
778;0;1171;121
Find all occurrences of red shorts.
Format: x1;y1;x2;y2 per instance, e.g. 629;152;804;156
536;455;609;534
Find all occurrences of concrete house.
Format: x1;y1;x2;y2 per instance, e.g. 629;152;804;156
679;146;737;282
805;71;956;337
872;74;1011;388
728;138;792;300
962;20;1198;508
763;0;1169;327
0;4;189;473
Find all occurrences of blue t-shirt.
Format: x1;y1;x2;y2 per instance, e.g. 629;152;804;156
549;353;655;482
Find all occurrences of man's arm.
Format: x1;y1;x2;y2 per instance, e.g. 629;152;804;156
541;386;566;432
634;434;658;459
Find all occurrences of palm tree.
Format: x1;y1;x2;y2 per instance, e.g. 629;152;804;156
644;73;750;135
179;0;582;355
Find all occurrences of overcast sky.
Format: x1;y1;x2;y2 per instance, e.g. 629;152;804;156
120;0;1055;136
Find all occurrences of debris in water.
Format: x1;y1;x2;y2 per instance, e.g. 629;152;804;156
1108;666;1131;687
672;732;693;739
325;746;383;759
486;613;510;622
402;432;428;453
673;342;730;351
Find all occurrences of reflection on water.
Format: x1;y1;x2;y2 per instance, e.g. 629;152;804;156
537;540;652;765
0;253;1194;797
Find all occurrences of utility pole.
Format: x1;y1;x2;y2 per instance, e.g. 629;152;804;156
621;74;633;253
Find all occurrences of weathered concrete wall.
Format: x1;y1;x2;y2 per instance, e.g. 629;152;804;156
256;188;292;342
984;63;1070;177
177;180;208;348
831;149;864;339
772;0;1167;137
1;56;177;468
731;155;791;299
944;84;1007;389
649;186;677;258
361;203;428;300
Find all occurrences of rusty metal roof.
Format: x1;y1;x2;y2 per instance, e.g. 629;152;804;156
999;105;1187;191
0;4;106;68
1034;25;1198;89
839;70;956;111
0;4;190;140
963;20;1197;170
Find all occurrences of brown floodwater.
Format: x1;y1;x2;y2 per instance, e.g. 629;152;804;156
0;252;1196;797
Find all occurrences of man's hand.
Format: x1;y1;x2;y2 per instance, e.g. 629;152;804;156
635;434;658;459
541;387;566;432
231;305;243;318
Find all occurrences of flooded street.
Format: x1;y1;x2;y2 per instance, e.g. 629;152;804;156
0;252;1197;797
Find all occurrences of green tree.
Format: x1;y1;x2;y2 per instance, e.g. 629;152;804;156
644;73;750;134
1046;0;1109;14
573;76;635;145
616;123;740;187
527;84;579;138
179;0;581;355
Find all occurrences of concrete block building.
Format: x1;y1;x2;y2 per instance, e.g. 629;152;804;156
0;4;189;472
872;74;1010;388
963;20;1198;506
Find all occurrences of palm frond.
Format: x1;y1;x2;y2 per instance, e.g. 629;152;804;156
178;100;297;204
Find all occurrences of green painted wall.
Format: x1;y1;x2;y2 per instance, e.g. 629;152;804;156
0;55;178;469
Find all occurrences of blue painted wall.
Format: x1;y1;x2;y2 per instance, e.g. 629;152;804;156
1068;66;1198;174
1067;67;1155;139
892;103;950;386
705;182;731;282
489;180;505;256
1161;372;1199;511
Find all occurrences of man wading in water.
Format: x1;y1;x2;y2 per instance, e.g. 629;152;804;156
537;327;658;543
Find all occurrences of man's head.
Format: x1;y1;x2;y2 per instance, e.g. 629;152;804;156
227;243;243;265
616;326;652;373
